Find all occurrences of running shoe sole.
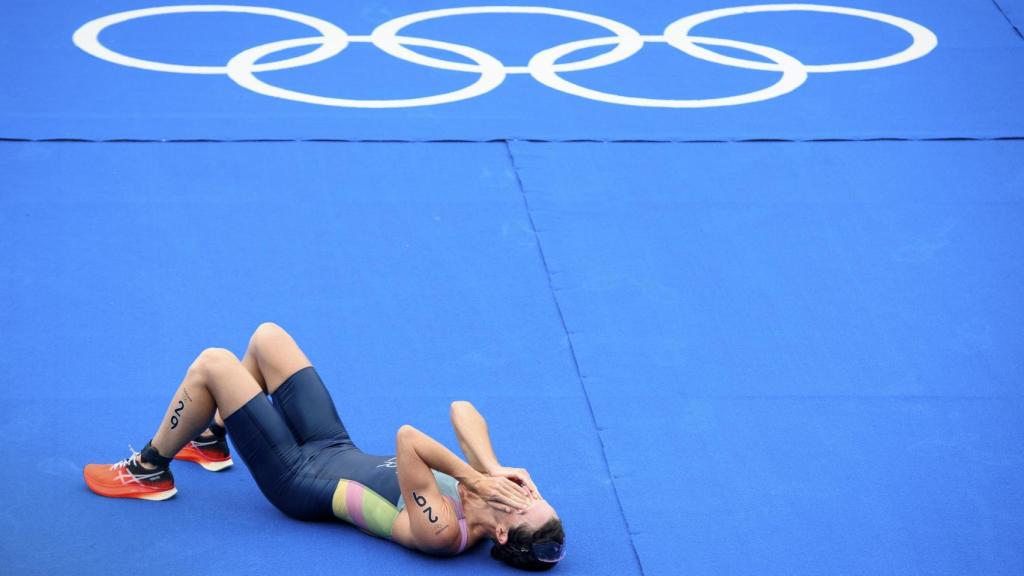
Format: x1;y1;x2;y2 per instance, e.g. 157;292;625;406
192;458;233;472
137;487;178;501
174;444;234;472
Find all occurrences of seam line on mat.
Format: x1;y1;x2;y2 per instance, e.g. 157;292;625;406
3;136;1024;144
502;139;646;576
990;0;1024;40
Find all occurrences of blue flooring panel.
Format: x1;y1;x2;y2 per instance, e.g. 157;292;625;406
3;3;1022;576
995;0;1024;36
2;0;1023;140
508;140;1024;576
0;142;639;576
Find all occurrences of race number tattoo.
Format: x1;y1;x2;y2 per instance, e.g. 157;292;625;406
412;491;439;523
170;399;185;429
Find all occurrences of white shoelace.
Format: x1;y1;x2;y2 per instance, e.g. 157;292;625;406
109;444;141;471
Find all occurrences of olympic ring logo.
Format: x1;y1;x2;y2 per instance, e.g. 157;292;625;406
72;4;938;109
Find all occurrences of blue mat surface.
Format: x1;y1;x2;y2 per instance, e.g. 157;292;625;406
509;140;1024;574
996;0;1024;29
0;143;636;575
1;1;1022;575
1;0;1023;139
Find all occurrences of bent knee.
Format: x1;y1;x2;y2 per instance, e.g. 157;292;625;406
250;322;286;349
190;347;240;376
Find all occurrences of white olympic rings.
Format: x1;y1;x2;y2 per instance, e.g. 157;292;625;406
664;4;938;73
72;5;349;75
530;35;809;108
72;3;939;109
370;6;644;75
228;35;506;109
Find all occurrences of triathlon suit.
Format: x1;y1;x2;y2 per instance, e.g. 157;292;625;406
223;367;469;552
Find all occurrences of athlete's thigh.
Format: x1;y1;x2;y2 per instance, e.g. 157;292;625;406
223;394;311;515
248;323;352;445
248;323;313;393
273;367;355;446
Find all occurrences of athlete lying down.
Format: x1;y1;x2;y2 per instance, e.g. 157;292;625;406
84;323;565;570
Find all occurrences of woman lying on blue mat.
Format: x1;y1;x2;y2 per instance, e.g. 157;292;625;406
84;322;565;570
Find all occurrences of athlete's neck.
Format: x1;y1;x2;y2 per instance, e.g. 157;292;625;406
458;482;501;543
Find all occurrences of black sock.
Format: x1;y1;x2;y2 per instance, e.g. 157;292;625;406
140;440;171;469
207;422;227;438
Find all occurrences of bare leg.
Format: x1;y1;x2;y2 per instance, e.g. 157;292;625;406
148;348;263;465
207;323;311;432
242;322;313;394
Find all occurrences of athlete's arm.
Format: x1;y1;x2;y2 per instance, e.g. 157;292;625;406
450;400;542;499
393;425;463;554
393;425;529;554
450;400;501;473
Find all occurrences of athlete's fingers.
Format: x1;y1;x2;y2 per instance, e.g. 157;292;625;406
509;476;530;497
492;490;524;509
501;473;532;496
473;476;528;509
493;483;529;509
486;476;533;509
503;479;531;505
510;477;530;497
511;491;531;509
516;470;541;499
509;474;537;500
490;494;523;511
499;467;539;499
485;500;514;514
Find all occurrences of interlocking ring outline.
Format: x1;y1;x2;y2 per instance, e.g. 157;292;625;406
370;6;644;75
72;4;939;109
227;35;506;109
529;35;808;108
664;4;938;73
71;5;350;74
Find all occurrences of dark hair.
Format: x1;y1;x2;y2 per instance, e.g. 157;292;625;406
491;517;565;571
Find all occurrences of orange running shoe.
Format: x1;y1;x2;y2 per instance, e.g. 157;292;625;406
84;445;177;501
174;435;233;472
